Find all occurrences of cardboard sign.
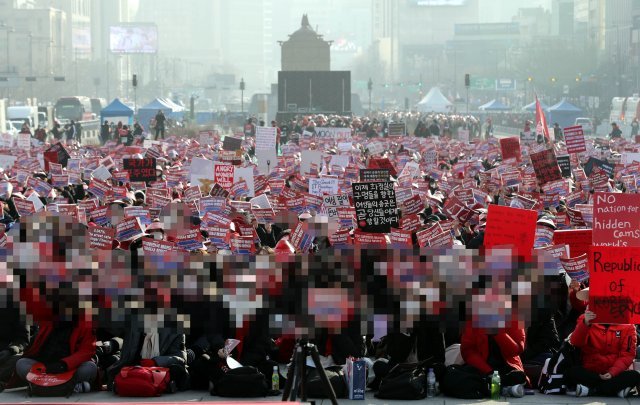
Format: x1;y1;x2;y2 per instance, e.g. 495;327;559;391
214;163;235;190
352;181;399;233
255;126;277;150
484;205;537;259
360;169;390;182
388;122;406;137
500;137;521;162
88;226;115;250
560;254;589;282
222;136;243;151
309;178;339;196
142;239;177;253
553;229;593;257
589;246;640;324
564;125;586;154
530;149;562;184
123;158;156;182
556;155;572;178
593;192;640;247
44;142;70;168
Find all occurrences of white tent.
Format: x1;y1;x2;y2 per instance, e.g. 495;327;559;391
416;87;453;113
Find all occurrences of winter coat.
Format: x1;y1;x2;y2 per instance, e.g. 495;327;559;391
22;321;96;370
0;308;29;355
570;314;636;377
461;321;526;375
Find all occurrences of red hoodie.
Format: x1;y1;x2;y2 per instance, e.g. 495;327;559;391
461;320;526;375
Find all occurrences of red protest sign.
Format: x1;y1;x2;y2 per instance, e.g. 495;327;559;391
368;158;397;177
589;246;640;324
499;137;522;162
530;149;563;184
389;228;413;247
564;125;586;154
484;205;537;259
402;195;425;216
553;229;593;257
214;163;235;190
560;254;589;282
593;192;640;247
88;226;115;250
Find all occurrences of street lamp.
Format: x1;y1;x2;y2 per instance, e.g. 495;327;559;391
239;77;245;114
367;78;373;116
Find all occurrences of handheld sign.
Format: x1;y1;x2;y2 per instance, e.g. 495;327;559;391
123;158;157;182
593;192;640;247
352;181;399;233
484;205;537;259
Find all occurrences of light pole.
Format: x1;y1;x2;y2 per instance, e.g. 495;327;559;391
240;77;245;114
367;78;373;116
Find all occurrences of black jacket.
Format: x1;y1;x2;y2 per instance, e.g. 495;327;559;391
0;308;29;355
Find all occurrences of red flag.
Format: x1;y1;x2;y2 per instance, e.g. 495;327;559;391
535;94;551;142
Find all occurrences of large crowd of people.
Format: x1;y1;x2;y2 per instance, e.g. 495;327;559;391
0;109;638;401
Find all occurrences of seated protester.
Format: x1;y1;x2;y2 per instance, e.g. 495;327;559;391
237;311;279;384
460;319;528;398
565;288;639;398
15;319;97;394
95;328;124;373
106;320;189;392
0;307;30;391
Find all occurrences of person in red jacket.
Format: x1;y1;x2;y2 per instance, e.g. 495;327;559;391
461;320;528;397
15;320;97;393
566;288;639;398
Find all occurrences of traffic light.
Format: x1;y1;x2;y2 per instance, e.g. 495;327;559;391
465;74;470;87
132;74;138;88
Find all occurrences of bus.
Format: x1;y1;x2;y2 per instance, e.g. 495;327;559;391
54;96;94;123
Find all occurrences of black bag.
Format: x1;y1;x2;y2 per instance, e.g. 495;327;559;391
375;362;428;400
539;340;581;394
441;365;489;399
212;366;268;397
306;366;347;399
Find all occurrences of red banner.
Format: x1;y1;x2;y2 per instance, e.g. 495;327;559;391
589;246;640;324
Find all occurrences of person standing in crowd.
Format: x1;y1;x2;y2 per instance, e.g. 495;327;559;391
19;121;32;137
155;110;166;140
50;121;62;141
609;122;622;139
244;118;256;137
101;120;111;145
65;121;77;144
429;119;440;137
565;289;639;398
132;121;144;138
553;123;563;141
631;118;639;138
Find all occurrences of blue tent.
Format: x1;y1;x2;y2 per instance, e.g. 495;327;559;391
100;98;134;125
522;100;549;112
548;99;583;128
478;99;511;111
138;98;183;129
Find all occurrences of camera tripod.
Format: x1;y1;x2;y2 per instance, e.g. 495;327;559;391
281;340;338;405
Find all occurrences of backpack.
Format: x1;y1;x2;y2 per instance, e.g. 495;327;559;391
212;366;268;397
114;366;171;397
539;340;581;394
441;364;489;399
375;362;428;400
26;365;77;397
306;366;348;399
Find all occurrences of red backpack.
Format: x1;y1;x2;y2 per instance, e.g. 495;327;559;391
114;366;170;397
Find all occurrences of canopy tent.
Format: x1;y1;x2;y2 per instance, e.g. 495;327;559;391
138;98;185;129
547;99;583;129
100;98;134;125
478;99;511;111
416;87;453;113
522;100;549;112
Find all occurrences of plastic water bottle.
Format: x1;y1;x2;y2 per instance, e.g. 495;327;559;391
271;365;279;391
426;368;436;398
491;371;501;400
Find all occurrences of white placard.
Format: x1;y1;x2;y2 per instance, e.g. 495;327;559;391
255;126;277;151
92;165;112;181
189;157;215;191
621;152;640;165
0;133;14;148
300;150;324;175
315;127;352;139
250;193;272;209
255;149;278;175
0;155;17;170
233;166;255;197
329;155;350;169
309;178;339;196
27;192;45;212
17;133;31;150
